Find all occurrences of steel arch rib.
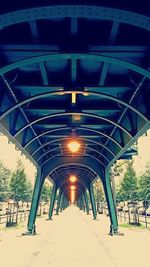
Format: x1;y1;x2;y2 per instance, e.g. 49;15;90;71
41;153;106;168
45;160;103;181
0;53;150;79
24;126;122;150
13;112;132;138
0;5;150;31
0;90;148;123
31;137;115;157
36;145;110;163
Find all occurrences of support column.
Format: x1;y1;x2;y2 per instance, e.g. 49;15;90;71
48;184;57;220
27;168;44;234
56;188;62;215
60;193;64;212
103;169;118;235
89;183;97;219
81;193;86;212
83;190;90;214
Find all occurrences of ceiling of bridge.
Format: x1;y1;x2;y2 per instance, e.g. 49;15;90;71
0;2;150;198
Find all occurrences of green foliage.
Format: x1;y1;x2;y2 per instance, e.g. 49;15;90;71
117;161;138;201
10;160;33;202
0;160;10;201
94;180;104;202
138;161;150;200
41;181;52;202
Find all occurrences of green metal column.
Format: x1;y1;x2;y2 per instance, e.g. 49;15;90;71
89;183;97;219
48;184;57;220
27;168;44;234
81;193;86;212
83;190;90;214
56;188;62;215
103;169;118;235
60;193;64;212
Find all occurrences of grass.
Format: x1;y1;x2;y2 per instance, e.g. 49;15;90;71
119;222;148;231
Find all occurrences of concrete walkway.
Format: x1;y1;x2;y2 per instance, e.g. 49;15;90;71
0;206;149;267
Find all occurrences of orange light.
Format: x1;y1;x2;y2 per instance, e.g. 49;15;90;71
71;190;75;204
70;185;76;190
70;175;77;183
72;92;76;104
67;140;80;153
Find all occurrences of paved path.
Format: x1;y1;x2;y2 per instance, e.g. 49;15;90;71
0;206;149;267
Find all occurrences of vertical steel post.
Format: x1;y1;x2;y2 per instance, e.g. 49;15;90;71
27;168;44;234
56;188;62;215
84;190;90;214
103;169;118;235
81;193;86;211
89;183;97;219
48;184;57;220
60;192;64;212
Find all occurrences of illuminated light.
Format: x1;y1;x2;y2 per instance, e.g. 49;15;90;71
83;92;89;96
70;175;77;183
71;189;75;204
72;92;76;104
67;140;80;153
70;185;76;190
73;114;81;121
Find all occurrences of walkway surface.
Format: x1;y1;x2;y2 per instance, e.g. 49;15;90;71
0;206;149;267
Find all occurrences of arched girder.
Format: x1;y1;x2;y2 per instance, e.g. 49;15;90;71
40;154;107;168
58;179;87;190
36;145;110;163
50;165;96;184
0;53;150;79
24;126;122;150
41;153;106;168
14;112;132;139
0;90;148;123
31;137;116;158
52;172;95;187
0;5;150;32
42;156;104;182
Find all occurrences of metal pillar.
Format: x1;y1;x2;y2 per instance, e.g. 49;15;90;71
83;190;90;214
103;169;118;235
81;193;86;211
48;184;57;220
60;193;64;212
27;168;44;234
56;188;62;215
89;183;97;219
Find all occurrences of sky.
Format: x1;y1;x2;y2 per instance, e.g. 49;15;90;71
0;134;36;184
0;129;150;185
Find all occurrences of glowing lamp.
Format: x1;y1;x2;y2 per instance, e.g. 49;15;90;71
70;185;76;190
67;140;80;153
70;175;77;183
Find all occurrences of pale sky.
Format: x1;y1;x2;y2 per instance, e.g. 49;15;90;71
0;130;150;184
0;134;36;184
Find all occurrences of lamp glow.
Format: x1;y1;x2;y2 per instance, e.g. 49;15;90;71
70;185;76;190
67;140;80;153
70;175;77;183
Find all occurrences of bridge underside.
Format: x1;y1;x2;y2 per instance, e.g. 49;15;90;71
0;2;150;235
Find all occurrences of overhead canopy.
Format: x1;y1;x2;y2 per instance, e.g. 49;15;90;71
0;3;150;196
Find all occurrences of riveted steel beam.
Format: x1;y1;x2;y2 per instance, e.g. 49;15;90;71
0;6;150;31
24;126;121;152
0;53;150;78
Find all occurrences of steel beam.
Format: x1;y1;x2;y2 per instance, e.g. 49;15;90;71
27;168;44;234
0;6;150;32
102;170;118;235
48;184;57;219
88;183;97;219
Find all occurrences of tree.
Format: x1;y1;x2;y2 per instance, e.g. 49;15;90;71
10;160;33;202
117;161;138;201
0;160;10;201
138;161;150;201
94;180;104;203
41;181;52;202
